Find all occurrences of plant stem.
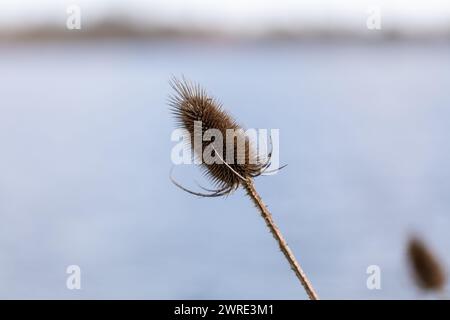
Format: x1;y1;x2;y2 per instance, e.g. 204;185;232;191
243;178;319;300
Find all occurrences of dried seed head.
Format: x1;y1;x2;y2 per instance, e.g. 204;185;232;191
169;77;264;195
407;236;446;292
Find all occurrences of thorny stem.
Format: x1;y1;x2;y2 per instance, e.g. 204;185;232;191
243;178;319;300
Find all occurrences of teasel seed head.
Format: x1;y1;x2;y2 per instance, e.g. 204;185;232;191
168;77;318;299
169;77;268;196
407;236;447;292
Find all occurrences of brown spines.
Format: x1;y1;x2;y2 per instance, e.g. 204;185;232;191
408;237;446;292
169;77;262;192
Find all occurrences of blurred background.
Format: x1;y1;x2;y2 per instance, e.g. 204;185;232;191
1;0;450;299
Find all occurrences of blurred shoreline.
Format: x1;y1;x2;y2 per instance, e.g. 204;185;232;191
2;20;450;44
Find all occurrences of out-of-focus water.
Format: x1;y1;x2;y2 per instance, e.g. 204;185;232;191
0;40;449;299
